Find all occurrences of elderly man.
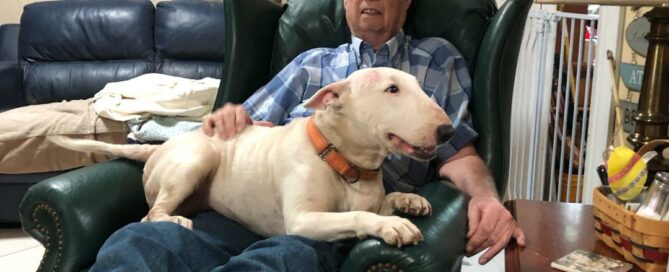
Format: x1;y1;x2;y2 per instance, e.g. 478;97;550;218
91;0;525;271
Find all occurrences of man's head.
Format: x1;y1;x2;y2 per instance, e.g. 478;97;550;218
344;0;412;51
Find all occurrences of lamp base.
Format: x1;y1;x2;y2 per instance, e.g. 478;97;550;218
627;7;669;150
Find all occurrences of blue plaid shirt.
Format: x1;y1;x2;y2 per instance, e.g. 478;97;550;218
243;31;477;191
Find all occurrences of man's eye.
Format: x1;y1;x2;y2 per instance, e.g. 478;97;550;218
385;85;399;94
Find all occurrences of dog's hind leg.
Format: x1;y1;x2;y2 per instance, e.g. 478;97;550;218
142;144;219;229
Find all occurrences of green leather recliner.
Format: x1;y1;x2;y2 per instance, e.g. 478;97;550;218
19;0;531;271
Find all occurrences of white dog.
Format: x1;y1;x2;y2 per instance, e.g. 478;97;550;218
50;67;453;247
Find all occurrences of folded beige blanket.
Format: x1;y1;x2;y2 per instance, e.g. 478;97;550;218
93;73;220;121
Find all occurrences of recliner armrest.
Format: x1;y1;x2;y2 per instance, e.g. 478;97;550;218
19;159;148;272
342;182;469;272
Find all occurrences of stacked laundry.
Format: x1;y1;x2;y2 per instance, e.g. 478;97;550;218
93;73;220;142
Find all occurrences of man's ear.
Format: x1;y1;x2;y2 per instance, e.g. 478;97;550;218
303;80;349;110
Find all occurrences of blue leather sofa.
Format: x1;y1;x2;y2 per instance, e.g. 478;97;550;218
0;0;225;223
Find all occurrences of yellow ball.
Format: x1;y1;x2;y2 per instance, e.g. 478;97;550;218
606;146;647;201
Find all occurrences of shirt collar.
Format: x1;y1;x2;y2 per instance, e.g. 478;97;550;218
351;30;406;66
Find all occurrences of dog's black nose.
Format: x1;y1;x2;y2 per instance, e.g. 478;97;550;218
436;124;454;144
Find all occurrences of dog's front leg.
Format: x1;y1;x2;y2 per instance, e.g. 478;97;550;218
285;211;423;247
379;192;432;216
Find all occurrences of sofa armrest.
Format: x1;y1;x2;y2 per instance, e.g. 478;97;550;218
19;159;148;272
0;24;23;111
0;62;23;111
0;24;19;61
342;181;469;272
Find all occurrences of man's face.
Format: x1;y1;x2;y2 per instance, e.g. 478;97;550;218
344;0;411;46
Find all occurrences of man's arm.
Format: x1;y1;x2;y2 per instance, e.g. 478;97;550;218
438;144;525;265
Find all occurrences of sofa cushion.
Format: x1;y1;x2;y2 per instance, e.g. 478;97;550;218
19;0;155;104
155;1;225;79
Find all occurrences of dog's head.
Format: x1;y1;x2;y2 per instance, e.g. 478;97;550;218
304;67;453;161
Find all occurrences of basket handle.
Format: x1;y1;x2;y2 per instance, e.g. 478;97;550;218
636;139;669;156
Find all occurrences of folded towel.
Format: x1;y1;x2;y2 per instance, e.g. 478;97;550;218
127;116;202;142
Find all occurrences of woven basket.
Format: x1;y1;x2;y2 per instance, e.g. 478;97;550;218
593;186;669;272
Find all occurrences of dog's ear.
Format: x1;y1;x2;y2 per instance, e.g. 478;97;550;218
303;80;349;110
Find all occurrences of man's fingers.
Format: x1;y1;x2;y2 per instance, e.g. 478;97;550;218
234;105;250;134
478;234;509;265
203;103;257;139
253;121;274;127
513;227;526;247
467;203;481;239
221;106;237;139
214;113;226;138
467;211;498;253
202;117;214;136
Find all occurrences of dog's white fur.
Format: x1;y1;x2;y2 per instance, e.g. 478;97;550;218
49;67;452;247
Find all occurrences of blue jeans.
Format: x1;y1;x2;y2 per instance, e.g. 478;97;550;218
90;211;352;272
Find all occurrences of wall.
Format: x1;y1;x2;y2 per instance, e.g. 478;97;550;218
0;0;45;25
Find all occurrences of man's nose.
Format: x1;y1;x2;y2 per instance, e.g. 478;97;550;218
436;124;454;144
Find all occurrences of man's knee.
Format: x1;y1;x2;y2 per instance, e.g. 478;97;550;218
103;222;189;249
92;222;194;272
251;235;346;271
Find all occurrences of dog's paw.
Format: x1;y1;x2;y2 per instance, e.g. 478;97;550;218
374;216;423;247
142;215;193;229
387;193;432;216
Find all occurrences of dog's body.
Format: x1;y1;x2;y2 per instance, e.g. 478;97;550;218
50;67;453;246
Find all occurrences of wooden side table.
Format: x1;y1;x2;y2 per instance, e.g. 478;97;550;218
504;199;642;271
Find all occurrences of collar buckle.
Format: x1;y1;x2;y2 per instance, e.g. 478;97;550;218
319;144;335;160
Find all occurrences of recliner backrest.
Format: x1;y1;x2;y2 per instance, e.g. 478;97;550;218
269;0;497;77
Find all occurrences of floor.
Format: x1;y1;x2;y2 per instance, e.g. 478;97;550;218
0;228;44;272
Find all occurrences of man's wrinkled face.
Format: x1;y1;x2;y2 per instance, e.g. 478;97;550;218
344;0;411;45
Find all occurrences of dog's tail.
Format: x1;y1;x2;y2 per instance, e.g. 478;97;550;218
48;136;158;162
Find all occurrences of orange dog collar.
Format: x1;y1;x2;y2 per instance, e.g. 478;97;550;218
306;116;380;183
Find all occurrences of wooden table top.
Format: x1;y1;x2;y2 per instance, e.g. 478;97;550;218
504;199;642;271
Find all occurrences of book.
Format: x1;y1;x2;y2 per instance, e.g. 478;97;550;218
550;249;633;272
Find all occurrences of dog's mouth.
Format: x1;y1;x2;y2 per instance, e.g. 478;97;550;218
387;133;436;161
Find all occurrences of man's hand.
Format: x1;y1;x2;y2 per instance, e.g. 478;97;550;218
466;196;525;264
437;144;525;264
202;103;273;139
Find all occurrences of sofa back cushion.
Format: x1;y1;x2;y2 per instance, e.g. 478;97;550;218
19;0;155;104
155;1;225;80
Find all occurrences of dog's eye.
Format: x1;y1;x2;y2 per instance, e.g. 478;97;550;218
385;85;399;94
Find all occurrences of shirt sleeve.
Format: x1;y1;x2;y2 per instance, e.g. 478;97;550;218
242;52;312;126
432;43;478;163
